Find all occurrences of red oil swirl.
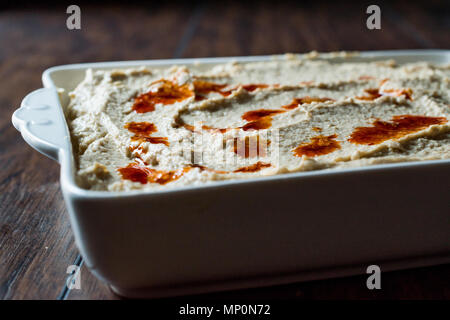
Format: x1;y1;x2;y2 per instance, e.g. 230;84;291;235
293;134;341;157
118;163;191;185
132;79;194;113
233;161;271;173
349;115;447;145
125;122;169;146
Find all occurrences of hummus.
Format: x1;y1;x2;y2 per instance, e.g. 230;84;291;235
67;53;450;191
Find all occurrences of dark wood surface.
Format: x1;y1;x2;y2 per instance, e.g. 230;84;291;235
1;0;449;300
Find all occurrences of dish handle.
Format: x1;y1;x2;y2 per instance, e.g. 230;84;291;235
12;88;70;162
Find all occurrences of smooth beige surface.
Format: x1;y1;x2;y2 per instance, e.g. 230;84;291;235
67;54;450;191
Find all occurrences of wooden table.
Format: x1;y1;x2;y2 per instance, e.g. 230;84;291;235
1;1;449;300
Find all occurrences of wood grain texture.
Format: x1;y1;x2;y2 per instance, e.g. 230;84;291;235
1;0;449;300
388;0;450;48
182;0;448;59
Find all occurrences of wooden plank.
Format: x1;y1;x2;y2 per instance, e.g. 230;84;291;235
181;0;442;59
0;155;78;299
0;3;195;300
387;0;449;48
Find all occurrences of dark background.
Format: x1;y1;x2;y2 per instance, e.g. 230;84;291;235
1;0;449;300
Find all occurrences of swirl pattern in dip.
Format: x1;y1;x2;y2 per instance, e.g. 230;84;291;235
66;53;450;191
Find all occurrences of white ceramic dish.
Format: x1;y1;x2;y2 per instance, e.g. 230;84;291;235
12;50;450;298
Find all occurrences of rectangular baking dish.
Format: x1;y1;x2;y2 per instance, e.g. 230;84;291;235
12;50;450;298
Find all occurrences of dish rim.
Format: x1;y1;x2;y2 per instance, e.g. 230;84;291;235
40;49;450;199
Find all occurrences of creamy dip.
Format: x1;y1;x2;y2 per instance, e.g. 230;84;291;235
66;52;450;191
